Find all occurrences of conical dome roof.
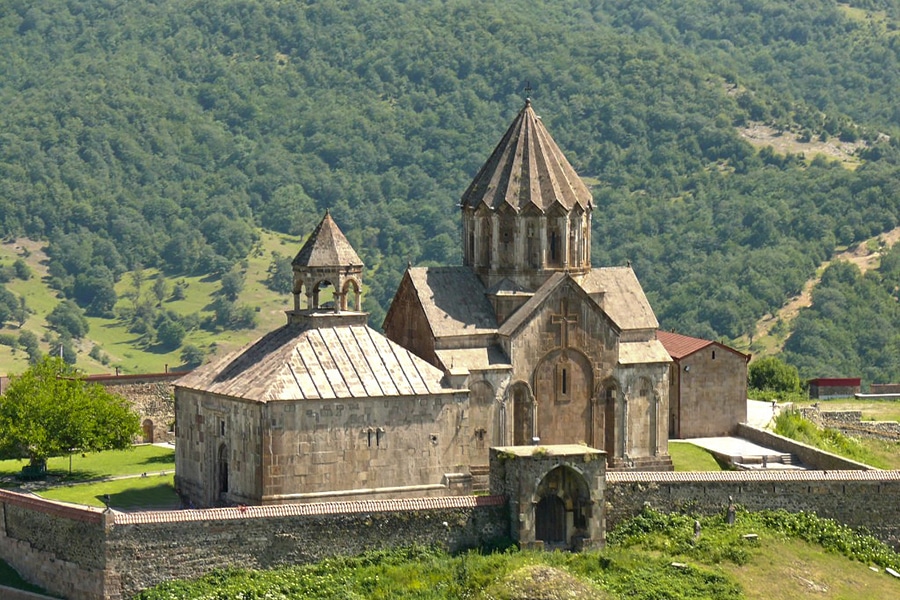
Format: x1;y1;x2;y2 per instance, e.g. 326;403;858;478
460;100;593;213
292;211;362;268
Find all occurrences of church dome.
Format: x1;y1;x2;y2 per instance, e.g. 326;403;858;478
460;99;593;213
460;101;594;290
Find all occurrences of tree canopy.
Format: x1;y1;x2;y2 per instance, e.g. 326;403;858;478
0;0;899;380
0;357;141;465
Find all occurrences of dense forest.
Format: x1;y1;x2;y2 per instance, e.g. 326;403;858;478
0;0;899;381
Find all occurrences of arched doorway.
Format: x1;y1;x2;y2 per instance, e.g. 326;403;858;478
534;466;592;550
535;496;566;544
142;419;154;444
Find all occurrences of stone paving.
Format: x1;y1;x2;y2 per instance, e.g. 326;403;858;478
681;399;802;470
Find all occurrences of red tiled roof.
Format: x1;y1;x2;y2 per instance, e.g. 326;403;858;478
809;378;861;387
656;330;712;359
656;330;750;362
114;495;506;525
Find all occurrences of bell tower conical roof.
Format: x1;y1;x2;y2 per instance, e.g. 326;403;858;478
460;99;593;213
292;210;363;269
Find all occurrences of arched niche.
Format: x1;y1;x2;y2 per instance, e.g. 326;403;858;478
533;465;592;550
532;349;593;445
217;443;229;500
509;381;534;446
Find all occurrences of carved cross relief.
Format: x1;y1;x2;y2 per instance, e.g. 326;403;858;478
551;297;578;352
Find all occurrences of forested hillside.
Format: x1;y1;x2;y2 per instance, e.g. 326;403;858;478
0;0;898;381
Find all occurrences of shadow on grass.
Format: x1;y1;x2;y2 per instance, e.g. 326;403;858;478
142;453;176;466
99;483;180;510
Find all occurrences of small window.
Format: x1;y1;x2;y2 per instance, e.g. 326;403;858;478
220;420;226;436
712;350;716;360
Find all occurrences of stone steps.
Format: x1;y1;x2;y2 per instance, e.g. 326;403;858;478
469;465;490;493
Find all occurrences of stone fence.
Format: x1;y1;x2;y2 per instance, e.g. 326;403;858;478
799;408;900;442
734;423;873;470
0;489;507;600
8;466;900;599
606;470;900;549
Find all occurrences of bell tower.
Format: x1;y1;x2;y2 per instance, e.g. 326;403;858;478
288;211;364;324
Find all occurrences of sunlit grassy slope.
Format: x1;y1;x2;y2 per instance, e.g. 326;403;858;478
0;230;349;376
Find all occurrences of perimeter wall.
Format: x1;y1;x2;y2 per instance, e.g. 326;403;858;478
606;470;900;548
0;490;507;600
6;471;900;600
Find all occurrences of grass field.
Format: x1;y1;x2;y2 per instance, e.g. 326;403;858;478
37;473;178;510
133;509;900;600
0;445;175;482
668;441;727;471
0;230;312;376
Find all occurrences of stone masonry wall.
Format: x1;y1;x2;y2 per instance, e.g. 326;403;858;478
799;408;900;442
1;490;507;600
606;470;900;549
0;491;115;600
734;423;872;470
89;373;185;445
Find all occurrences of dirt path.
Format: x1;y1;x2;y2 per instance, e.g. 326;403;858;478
749;226;900;353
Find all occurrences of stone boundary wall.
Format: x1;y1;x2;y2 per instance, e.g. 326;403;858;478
734;423;872;470
798;408;900;442
86;372;187;445
0;490;508;600
0;491;113;600
870;384;900;395
606;470;900;549
0;586;60;600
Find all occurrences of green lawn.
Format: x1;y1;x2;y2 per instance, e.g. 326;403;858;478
0;445;174;482
669;441;727;471
37;473;178;510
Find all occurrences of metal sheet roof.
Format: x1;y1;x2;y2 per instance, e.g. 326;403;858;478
176;322;450;401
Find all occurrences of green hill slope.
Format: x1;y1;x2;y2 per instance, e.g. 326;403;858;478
0;0;898;378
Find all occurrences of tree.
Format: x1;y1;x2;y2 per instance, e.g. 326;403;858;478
13;258;31;280
46;300;89;338
265;252;293;294
220;267;245;301
0;357;141;467
180;344;205;367
748;356;801;394
156;317;186;349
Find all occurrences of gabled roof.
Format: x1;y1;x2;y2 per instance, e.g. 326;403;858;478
460;100;593;213
176;322;450;401
497;272;618;339
580;266;658;331
404;267;498;338
292;211;362;268
657;330;750;362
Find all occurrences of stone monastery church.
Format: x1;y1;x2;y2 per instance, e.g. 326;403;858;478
175;100;737;508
